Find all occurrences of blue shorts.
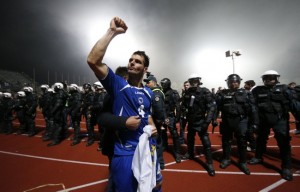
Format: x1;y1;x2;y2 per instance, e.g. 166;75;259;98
111;155;138;192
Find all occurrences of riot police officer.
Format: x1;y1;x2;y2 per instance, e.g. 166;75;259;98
42;88;55;141
0;92;3;133
92;81;107;149
182;74;216;176
216;74;258;175
249;70;293;181
82;83;96;146
244;80;257;152
38;84;54;141
144;75;166;169
15;91;27;134
179;81;190;144
48;82;68;146
23;86;38;137
1;92;14;134
287;83;300;135
68;84;83;146
160;77;182;163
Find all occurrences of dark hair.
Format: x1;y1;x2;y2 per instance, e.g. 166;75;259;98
115;66;128;79
133;51;150;67
245;80;256;87
288;82;296;86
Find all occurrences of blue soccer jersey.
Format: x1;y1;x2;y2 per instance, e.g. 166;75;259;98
99;67;153;156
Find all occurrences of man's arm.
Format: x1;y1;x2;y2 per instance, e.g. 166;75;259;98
98;112;140;131
87;17;128;79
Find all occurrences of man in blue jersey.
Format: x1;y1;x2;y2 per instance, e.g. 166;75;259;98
87;17;159;191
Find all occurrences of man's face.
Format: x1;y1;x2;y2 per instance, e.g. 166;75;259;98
145;80;155;88
127;54;147;76
189;79;199;87
263;75;277;86
228;80;240;90
184;82;190;90
244;83;250;90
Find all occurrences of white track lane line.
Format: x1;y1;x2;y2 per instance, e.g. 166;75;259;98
0;150;109;167
56;179;108;192
259;179;287;192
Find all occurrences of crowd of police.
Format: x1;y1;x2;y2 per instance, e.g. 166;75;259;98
144;69;300;181
0;81;107;148
180;70;300;181
1;69;300;182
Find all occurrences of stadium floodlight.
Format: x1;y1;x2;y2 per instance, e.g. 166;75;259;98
225;50;242;73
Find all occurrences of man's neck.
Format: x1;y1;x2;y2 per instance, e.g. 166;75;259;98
128;78;143;87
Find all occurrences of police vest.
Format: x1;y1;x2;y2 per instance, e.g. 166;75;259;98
289;86;300;112
253;84;289;114
291;86;300;102
220;89;250;116
164;89;179;115
185;87;208;117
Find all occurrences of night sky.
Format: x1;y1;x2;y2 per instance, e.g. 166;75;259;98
1;0;300;91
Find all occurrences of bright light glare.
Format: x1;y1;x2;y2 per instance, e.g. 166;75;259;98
191;48;235;89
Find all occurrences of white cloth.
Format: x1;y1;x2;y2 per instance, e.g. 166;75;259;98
132;125;157;192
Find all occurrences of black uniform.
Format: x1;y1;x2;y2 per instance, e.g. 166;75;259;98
287;85;300;133
24;91;38;137
216;88;258;174
183;86;216;175
249;84;293;180
69;90;83;145
162;86;181;163
48;88;68;146
82;89;95;146
151;86;166;169
179;90;188;144
92;90;106;148
39;91;54;140
15;95;27;134
1;95;14;134
0;96;3;133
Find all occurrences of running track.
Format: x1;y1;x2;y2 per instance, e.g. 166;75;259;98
0;112;299;192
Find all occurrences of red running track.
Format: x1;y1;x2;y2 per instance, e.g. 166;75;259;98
0;112;299;192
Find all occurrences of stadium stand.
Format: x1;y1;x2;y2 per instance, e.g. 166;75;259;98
0;69;38;93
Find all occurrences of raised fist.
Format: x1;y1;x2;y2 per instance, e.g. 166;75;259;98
110;17;128;33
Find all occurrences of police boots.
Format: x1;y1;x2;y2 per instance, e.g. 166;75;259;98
206;164;215;176
220;159;231;169
220;142;231;169
282;168;293;181
239;163;250;175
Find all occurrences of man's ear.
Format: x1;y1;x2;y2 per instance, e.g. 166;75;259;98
144;67;148;73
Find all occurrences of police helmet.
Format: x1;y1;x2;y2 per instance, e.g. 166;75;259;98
53;82;64;92
23;86;33;93
93;81;103;89
17;91;26;97
47;88;54;93
3;92;12;98
40;84;49;90
160;78;171;90
188;74;202;86
226;74;242;86
69;84;79;92
83;83;92;90
261;70;280;83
